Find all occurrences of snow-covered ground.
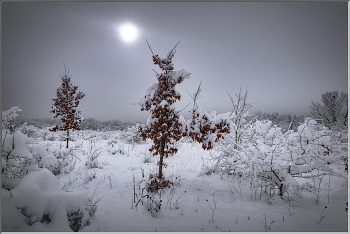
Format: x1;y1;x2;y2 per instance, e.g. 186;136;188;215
2;133;348;232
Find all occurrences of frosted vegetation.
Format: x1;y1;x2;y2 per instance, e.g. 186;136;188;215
1;104;348;232
2;45;348;232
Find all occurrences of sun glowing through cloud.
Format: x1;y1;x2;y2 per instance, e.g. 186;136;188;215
118;23;138;43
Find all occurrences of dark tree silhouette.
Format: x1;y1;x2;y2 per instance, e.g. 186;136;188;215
50;65;86;148
310;91;347;129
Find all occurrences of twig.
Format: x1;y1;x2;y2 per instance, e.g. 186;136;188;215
104;211;109;229
145;39;154;55
206;199;215;221
93;196;104;205
135;194;150;207
169;41;180;55
173;191;186;206
91;177;103;200
317;215;325;224
177;103;191;114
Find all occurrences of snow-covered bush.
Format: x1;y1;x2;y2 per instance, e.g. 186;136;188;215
116;143;126;155
2;107;38;189
2;106;22;133
106;146;118;155
141;151;153;163
214;117;344;199
2;130;37;189
84;148;103;169
198;163;221;176
106;139;124;155
28;144;75;175
120;123;144;145
10;168;96;231
2;106;77;190
82;171;96;185
19;123;41;139
328;129;348;172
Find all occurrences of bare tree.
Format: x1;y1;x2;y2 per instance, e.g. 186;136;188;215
50;64;86;148
227;85;254;148
310;91;348;129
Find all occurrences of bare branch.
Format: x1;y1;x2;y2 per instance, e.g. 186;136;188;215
177;103;191;114
190;80;202;106
145;39;154;56
169;41;180;55
187;90;194;100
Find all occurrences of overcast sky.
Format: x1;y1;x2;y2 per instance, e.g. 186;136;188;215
2;2;348;123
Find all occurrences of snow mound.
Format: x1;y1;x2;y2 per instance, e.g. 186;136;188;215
2;130;33;159
11;168;95;231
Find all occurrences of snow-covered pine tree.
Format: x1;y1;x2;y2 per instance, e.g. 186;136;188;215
138;41;232;182
50;65;85;148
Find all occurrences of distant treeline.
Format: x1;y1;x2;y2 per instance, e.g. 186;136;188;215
11;117;137;131
11;112;306;133
248;111;306;133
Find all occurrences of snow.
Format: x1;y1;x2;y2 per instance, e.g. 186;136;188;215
169;68;191;83
2;121;348;232
2;130;33;159
6;168;93;232
2;106;22;128
159;100;168;108
318;135;331;146
254;120;271;134
2;130;347;232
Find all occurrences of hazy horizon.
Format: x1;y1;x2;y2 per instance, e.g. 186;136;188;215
2;2;347;123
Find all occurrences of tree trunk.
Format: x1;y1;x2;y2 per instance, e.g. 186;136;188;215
234;130;238;149
279;183;284;198
66;128;69;148
158;138;165;180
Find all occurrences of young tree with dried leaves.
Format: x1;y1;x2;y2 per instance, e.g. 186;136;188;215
50;66;86;148
138;41;232;181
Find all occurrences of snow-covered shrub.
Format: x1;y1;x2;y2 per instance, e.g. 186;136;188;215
53;148;75;174
121;123;144;145
19;123;41;139
116;143;126;155
107;139;118;147
106;139;119;155
178;136;194;144
85;148;103;169
29;145;74;175
215;117;343;199
11;168;96;231
107;146;118;155
2;106;22;133
328;128;348;172
83;171;96;185
142;152;153;163
133;171;164;218
2;107;38;189
198;163;221;176
42;128;59;141
2;131;37;189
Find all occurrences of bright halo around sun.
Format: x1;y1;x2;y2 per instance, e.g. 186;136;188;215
118;23;138;43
